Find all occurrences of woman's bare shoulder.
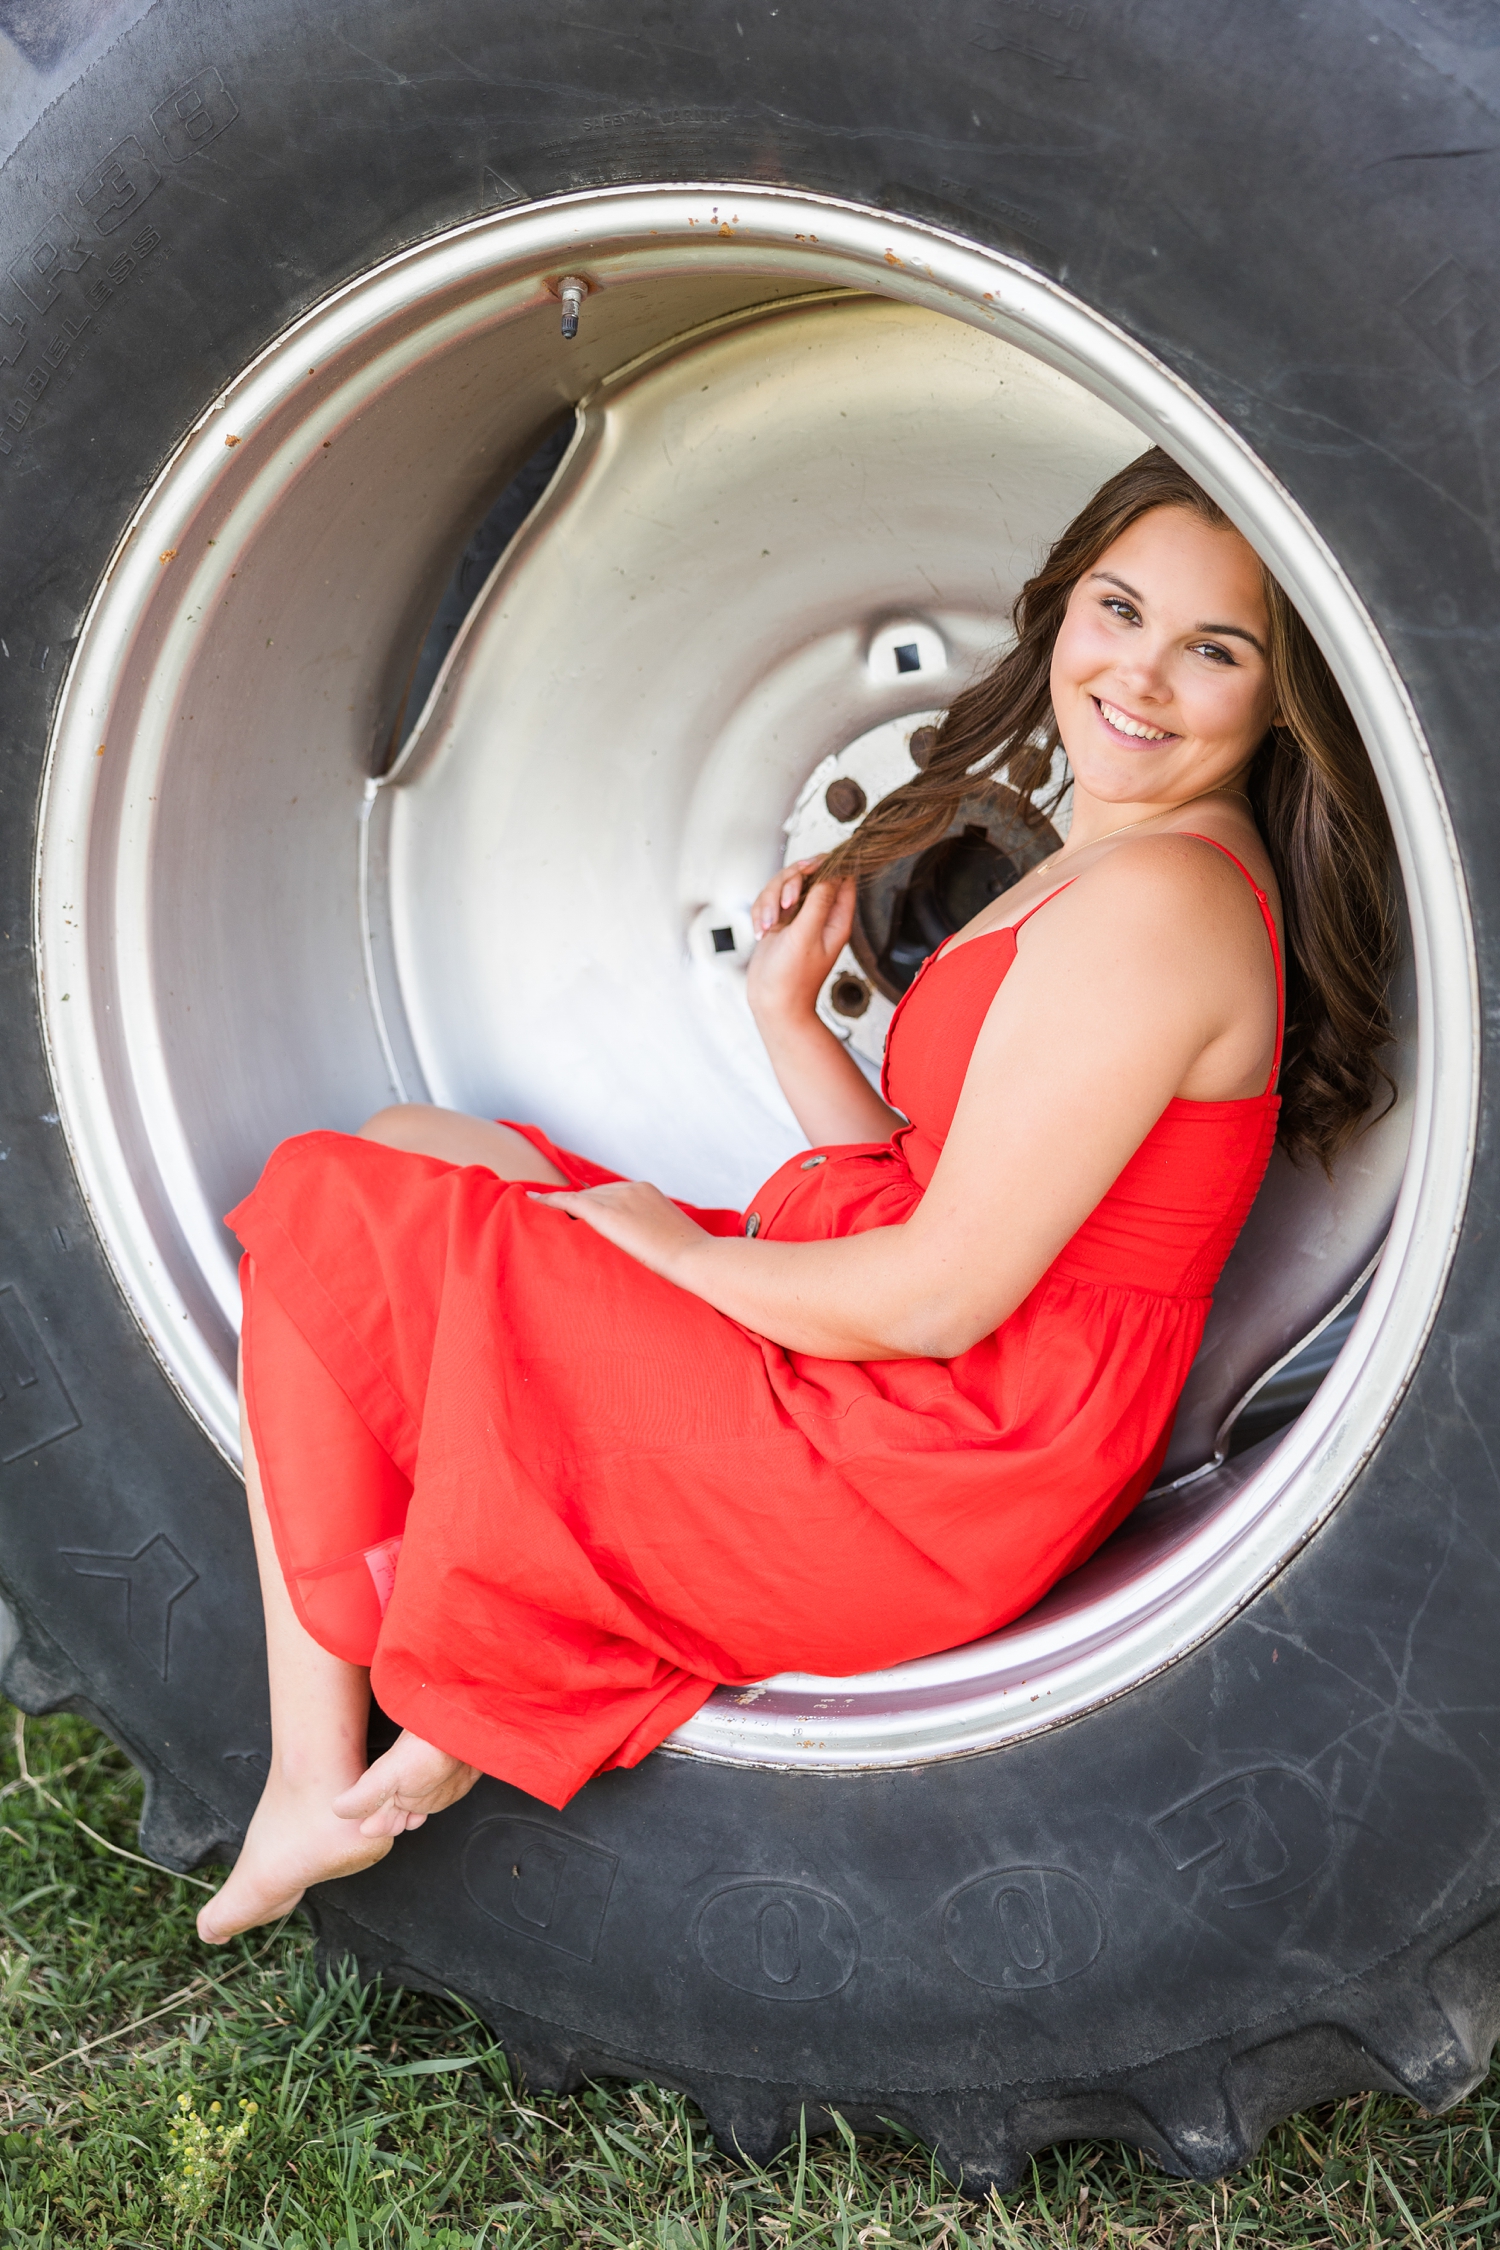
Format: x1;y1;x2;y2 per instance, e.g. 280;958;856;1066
1028;826;1279;955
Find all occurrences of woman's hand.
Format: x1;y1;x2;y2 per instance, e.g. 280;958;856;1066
746;860;857;1027
742;853;900;1147
532;1180;711;1285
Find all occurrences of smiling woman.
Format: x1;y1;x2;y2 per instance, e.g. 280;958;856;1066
198;449;1396;1953
817;449;1396;1172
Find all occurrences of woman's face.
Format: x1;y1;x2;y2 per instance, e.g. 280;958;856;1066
1049;504;1276;810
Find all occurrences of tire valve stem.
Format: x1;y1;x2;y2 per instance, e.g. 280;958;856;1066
558;276;588;341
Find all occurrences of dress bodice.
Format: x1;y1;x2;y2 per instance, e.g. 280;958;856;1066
749;837;1282;1306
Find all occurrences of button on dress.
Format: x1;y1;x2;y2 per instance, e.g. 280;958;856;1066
228;839;1281;1809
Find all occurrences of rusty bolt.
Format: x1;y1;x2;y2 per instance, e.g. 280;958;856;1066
824;776;868;824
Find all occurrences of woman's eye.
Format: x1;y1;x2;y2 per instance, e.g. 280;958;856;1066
1102;596;1138;623
1191;640;1235;665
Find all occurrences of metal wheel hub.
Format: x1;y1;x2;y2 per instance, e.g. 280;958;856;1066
35;185;1471;1771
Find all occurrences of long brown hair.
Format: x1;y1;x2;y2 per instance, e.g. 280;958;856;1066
820;448;1396;1169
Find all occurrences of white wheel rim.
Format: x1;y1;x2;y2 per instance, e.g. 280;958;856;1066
34;184;1473;1769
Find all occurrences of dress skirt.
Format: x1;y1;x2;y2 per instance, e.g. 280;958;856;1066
228;1121;1196;1809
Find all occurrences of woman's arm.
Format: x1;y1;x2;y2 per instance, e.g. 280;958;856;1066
546;839;1277;1357
744;862;903;1145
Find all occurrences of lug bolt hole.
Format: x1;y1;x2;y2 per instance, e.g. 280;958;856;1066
829;972;872;1019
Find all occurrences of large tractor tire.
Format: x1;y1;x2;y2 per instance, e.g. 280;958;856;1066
0;0;1492;2195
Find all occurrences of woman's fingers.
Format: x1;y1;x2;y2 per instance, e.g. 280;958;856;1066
820;877;857;955
531;1184;635;1226
749;875;779;937
751;855;825;937
750;876;786;938
531;1179;704;1278
796;876;858;961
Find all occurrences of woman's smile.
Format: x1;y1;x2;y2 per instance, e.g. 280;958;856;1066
1092;694;1179;746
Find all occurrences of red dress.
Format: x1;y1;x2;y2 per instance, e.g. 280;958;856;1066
228;839;1281;1809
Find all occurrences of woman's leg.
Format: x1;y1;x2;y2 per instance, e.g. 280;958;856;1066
357;1104;569;1183
200;1109;546;1945
197;1370;480;1944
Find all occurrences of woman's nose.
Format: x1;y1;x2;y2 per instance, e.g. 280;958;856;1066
1109;641;1173;700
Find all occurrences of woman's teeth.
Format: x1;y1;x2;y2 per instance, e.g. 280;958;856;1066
1097;697;1173;742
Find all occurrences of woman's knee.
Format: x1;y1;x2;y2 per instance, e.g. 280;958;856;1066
353;1105;562;1182
358;1103;438;1149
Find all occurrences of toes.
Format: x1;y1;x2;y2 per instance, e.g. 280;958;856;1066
331;1775;383;1822
355;1795;431;1839
334;1735;471;1834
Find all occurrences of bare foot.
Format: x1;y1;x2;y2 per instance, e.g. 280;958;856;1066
197;1768;394;1945
331;1729;480;1839
196;1731;479;1945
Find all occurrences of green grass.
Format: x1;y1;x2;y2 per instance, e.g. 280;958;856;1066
1;1707;1498;2247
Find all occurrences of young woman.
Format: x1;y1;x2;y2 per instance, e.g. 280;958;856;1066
198;448;1393;1945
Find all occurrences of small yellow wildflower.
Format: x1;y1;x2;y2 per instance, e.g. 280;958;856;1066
163;2092;258;2224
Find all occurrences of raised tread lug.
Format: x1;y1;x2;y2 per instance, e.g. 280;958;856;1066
691;2085;806;2167
1328;1984;1491;2112
0;1600;86;1715
136;1757;239;1872
1424;1904;1500;2090
1224;2021;1402;2155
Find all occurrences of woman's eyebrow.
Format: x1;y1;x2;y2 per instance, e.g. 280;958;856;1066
1194;618;1266;656
1087;570;1267;656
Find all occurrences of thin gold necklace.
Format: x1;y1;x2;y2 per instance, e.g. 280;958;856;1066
1042;785;1251;871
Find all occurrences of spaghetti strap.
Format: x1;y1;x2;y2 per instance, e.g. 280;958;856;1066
1180;833;1284;1091
929;878;1076;966
1010;879;1076;936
